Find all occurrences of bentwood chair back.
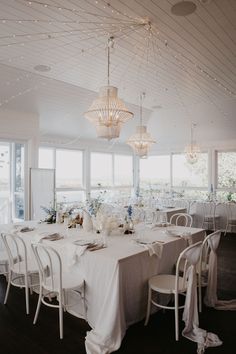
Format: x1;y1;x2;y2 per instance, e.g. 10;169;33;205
198;230;221;312
2;233;38;314
0;233;9;276
145;241;202;341
170;213;193;227
32;243;85;339
224;202;236;235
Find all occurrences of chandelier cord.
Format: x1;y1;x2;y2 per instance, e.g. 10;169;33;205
107;39;110;86
139;92;145;139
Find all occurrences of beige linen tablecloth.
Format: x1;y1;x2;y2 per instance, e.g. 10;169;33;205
0;222;205;354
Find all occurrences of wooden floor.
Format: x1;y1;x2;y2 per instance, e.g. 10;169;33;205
0;233;235;354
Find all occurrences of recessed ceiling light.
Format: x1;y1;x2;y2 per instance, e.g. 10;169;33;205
171;1;197;16
34;64;51;72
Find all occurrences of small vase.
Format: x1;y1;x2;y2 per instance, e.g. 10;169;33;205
83;210;93;232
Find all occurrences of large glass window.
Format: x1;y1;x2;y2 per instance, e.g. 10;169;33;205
14;143;25;220
217;151;236;189
114;154;133;186
56;149;83;188
140;155;170;189
172;153;208;188
91;152;113;187
56;191;85;205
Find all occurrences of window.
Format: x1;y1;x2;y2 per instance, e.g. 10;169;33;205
0;143;10;223
39;147;85;208
91;152;113;187
56;191;85;205
140;155;170;189
56;149;83;188
217;151;236;201
217;151;236;189
90;152;133;201
172;153;208;188
14;143;25;220
38;148;54;169
114;154;133;186
0;141;25;223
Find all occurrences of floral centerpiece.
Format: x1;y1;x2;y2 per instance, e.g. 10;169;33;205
41;205;57;224
84;192;105;232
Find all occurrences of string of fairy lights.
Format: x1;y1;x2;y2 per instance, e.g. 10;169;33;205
0;0;235;112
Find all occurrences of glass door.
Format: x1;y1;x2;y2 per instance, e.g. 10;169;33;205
0;142;11;223
0;141;25;223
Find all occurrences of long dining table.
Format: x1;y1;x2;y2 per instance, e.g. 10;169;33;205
0;221;205;354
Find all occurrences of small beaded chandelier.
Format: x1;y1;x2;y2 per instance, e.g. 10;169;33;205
127;93;156;158
185;123;200;164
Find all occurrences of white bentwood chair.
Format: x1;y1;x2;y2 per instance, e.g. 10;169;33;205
224;202;236;235
0;233;9;276
170;213;193;227
198;230;221;312
31;243;85;339
199;202;221;231
2;233;39;314
144;241;202;341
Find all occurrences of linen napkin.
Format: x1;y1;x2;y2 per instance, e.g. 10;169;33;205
40;233;64;241
71;245;88;264
19;226;35;233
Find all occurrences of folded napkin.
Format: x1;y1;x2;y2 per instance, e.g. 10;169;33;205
88;243;106;252
41;233;64;241
19;226;35;233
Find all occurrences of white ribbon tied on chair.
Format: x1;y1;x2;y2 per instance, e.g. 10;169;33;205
142;242;163;258
182;248;222;353
204;234;236;310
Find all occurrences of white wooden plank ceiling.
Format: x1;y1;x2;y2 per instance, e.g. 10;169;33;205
0;0;235;145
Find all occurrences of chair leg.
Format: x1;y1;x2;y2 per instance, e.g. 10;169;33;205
63;289;67;312
4;270;12;304
198;272;202;313
174;292;179;341
29;274;33;295
83;288;87;321
33;286;43;324
144;286;152;326
25;274;29;315
58;292;63;339
224;223;228;236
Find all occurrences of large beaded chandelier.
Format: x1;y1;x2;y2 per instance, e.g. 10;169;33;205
127;93;156;158
84;36;133;140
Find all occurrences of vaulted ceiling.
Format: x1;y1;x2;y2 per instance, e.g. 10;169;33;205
0;0;235;148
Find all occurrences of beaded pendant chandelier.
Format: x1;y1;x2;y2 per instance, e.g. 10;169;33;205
127;93;156;158
185;123;200;164
84;37;133;140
